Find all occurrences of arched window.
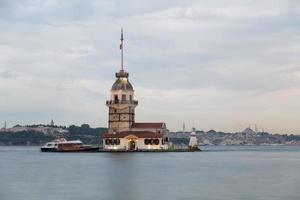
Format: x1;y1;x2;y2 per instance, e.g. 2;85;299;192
150;139;154;145
105;139;111;145
154;139;159;145
112;139;120;145
145;138;160;145
144;139;150;145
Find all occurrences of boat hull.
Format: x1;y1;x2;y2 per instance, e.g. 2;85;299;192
40;147;58;152
40;146;99;152
58;146;99;152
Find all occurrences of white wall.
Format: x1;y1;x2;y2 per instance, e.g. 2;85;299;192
103;138;168;150
110;90;134;101
103;139;127;150
136;139;163;150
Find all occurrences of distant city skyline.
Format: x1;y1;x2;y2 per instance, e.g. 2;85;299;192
0;0;300;133
0;120;268;133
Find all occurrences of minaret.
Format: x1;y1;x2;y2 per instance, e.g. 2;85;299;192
106;29;138;134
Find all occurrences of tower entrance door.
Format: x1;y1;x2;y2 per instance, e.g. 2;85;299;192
129;140;136;150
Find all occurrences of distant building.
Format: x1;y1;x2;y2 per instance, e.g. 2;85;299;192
0;125;68;135
188;128;199;150
102;29;169;151
1;121;7;131
242;127;256;135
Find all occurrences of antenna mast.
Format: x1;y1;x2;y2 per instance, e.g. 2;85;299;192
120;28;124;71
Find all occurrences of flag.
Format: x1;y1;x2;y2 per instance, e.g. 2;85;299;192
120;43;123;50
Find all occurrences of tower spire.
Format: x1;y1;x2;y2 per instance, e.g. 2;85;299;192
116;28;128;78
120;27;124;71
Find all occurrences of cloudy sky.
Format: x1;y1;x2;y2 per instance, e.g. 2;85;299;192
0;0;300;133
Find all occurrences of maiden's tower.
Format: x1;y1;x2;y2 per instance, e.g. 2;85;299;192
102;29;169;151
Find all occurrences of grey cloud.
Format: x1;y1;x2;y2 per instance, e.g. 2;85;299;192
0;0;300;133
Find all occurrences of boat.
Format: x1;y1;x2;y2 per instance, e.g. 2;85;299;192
41;138;99;152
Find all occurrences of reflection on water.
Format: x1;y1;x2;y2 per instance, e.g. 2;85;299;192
105;154;141;200
0;146;300;200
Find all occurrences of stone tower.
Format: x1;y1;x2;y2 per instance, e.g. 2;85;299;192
106;29;138;134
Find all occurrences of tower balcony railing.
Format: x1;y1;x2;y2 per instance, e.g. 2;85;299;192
106;100;138;105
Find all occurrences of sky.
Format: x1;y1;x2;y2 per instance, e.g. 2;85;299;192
0;0;300;133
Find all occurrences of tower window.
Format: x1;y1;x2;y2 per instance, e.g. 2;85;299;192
122;94;126;101
129;95;132;101
114;95;118;101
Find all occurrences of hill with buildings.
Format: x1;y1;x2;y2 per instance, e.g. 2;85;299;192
0;124;300;146
0;124;106;146
169;128;300;146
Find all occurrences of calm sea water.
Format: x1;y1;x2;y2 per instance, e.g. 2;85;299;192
0;146;300;200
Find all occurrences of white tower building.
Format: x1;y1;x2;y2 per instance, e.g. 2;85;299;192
188;127;199;150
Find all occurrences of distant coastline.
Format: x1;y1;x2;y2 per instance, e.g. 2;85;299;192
1;124;300;146
0;124;106;146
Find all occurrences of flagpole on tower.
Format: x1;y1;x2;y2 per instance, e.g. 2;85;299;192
120;27;124;71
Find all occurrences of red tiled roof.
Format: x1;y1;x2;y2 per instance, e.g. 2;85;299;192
131;122;165;129
102;131;163;139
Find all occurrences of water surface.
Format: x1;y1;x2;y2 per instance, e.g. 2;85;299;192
0;146;299;200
